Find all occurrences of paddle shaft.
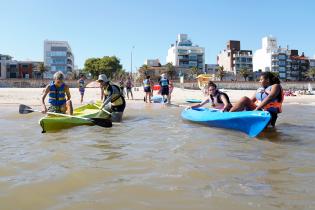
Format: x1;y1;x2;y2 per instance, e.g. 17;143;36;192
30;108;94;121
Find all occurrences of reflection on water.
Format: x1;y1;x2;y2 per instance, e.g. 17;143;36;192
0;104;315;210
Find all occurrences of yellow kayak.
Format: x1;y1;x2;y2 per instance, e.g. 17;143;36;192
39;103;108;132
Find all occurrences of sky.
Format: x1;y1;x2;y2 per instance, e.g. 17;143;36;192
1;0;315;71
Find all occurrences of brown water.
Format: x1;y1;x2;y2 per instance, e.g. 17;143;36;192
0;103;315;210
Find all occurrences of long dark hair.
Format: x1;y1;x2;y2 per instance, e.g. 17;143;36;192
260;72;280;85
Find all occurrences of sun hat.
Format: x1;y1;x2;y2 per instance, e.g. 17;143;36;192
97;74;109;82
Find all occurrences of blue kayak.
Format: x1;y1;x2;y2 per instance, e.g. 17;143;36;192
186;99;202;103
181;107;271;137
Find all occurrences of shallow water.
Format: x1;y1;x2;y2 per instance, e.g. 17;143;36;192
0;103;315;210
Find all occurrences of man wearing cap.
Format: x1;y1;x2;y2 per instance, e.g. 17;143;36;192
159;73;170;104
97;74;126;122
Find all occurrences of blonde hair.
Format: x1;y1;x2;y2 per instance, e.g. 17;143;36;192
53;71;65;80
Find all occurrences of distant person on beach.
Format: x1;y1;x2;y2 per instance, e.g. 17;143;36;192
143;75;152;103
98;74;125;122
150;78;154;97
77;74;85;104
159;73;170;103
190;81;232;112
41;71;73;114
230;72;283;127
126;77;134;100
119;78;125;97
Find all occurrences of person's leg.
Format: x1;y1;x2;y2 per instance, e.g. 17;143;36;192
66;100;73;115
130;89;133;100
126;89;130;99
230;96;254;112
80;92;84;104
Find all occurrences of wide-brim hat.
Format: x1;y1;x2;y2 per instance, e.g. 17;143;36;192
97;74;109;82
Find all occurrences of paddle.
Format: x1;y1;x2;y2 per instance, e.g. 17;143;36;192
19;104;112;128
168;103;190;108
168;103;222;111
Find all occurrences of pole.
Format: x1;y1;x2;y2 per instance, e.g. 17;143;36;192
131;46;135;78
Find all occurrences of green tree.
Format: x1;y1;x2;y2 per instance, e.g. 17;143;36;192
38;62;47;79
216;66;225;81
166;62;176;79
239;67;250;81
83;58;100;78
83;56;123;79
271;71;279;78
305;68;315;81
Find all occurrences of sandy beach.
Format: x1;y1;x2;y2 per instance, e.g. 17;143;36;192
0;87;314;107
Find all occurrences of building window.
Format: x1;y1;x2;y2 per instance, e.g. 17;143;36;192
278;54;286;60
279;67;286;72
279;61;286;66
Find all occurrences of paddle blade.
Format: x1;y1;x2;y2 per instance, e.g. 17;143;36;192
19;104;35;114
89;118;112;128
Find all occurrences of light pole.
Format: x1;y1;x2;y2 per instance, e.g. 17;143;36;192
131;46;135;78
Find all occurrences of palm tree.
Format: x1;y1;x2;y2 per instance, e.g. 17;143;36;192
239;67;250;81
166;62;176;79
38;62;46;79
137;64;149;82
305;68;315;81
216;66;225;81
189;66;199;79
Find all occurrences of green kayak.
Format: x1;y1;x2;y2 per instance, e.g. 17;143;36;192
39;103;109;132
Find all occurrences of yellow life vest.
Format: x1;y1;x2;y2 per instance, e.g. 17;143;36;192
104;84;123;106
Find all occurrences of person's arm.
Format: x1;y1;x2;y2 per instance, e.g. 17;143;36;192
65;85;71;100
250;93;257;103
100;87;113;109
191;99;209;108
255;84;280;110
100;87;104;101
41;85;50;113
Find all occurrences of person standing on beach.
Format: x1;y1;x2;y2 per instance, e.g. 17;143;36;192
191;81;232;112
126;77;134;100
230;72;283;126
77;74;85;104
143;75;152;103
98;74;126;122
41;71;73;114
119;78;125;97
159;73;170;103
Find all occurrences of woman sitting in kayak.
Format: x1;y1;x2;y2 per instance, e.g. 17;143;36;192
230;72;283;127
191;81;232;112
41;71;73;114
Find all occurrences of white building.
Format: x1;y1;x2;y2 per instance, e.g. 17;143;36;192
0;54;13;79
205;64;218;74
166;34;205;70
145;59;161;67
253;36;278;72
309;56;315;68
44;40;74;78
